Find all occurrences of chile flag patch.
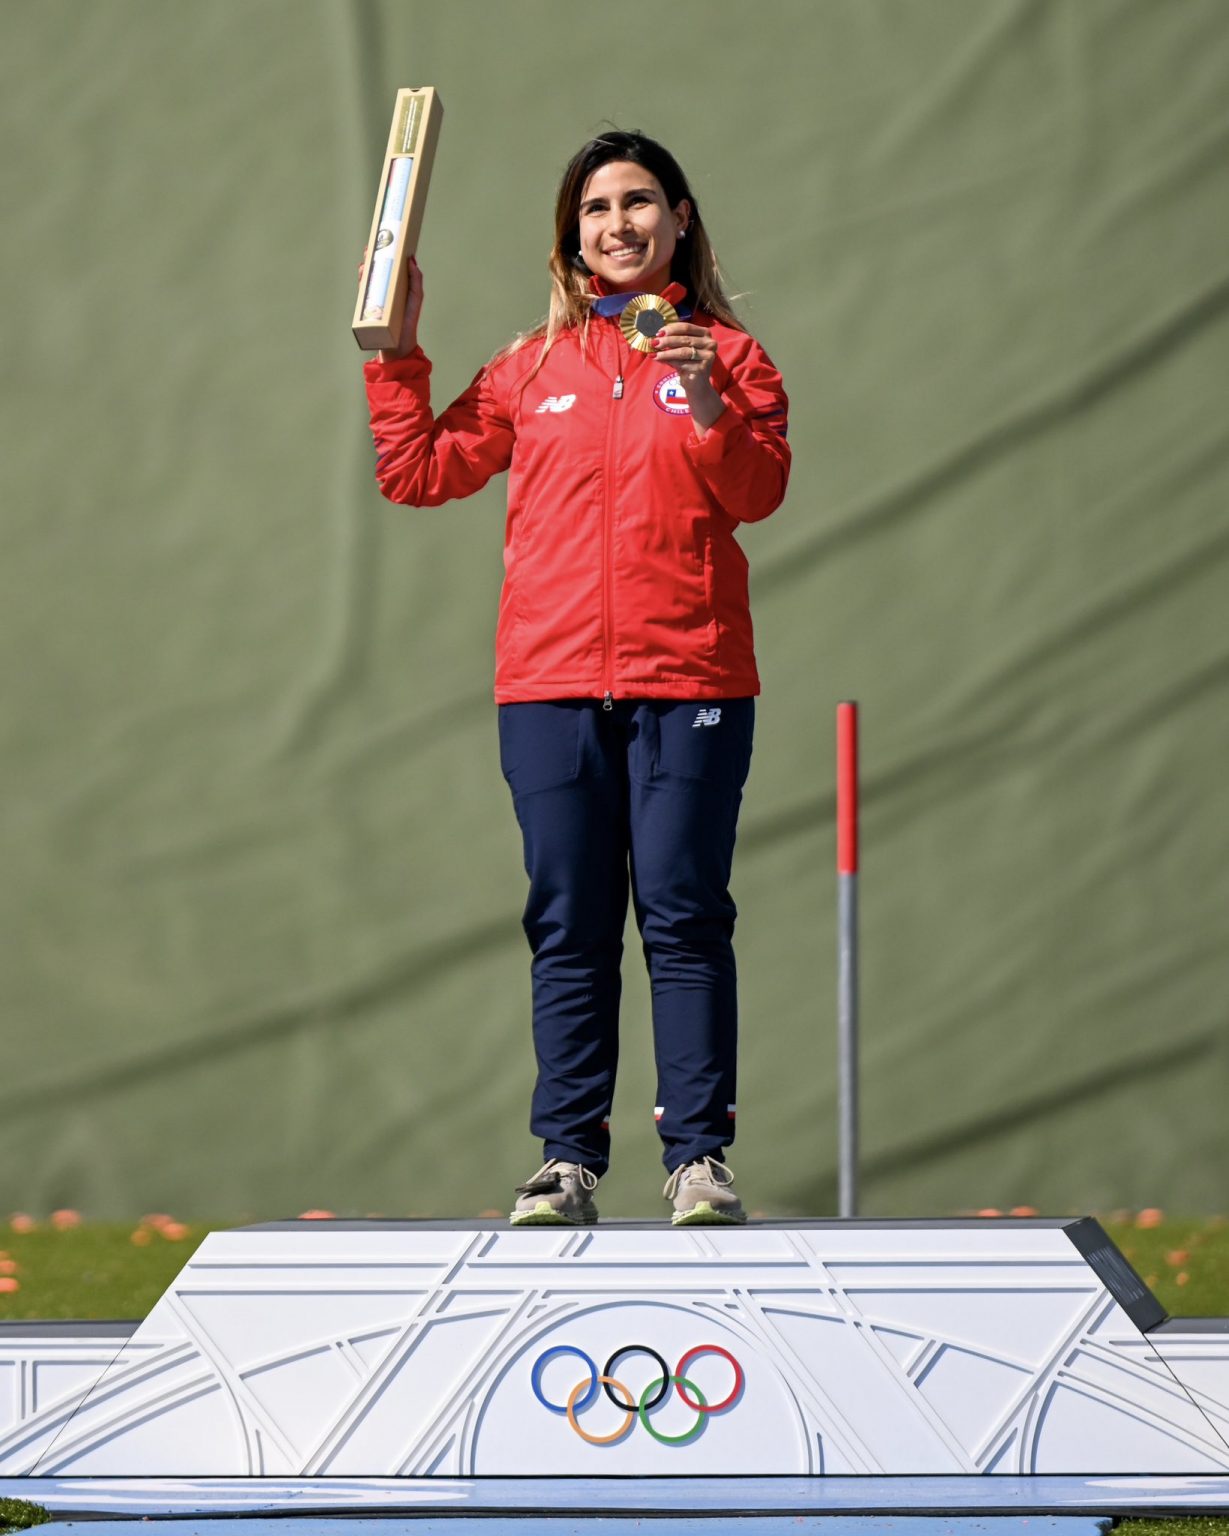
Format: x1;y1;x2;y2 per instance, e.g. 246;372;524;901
653;372;691;416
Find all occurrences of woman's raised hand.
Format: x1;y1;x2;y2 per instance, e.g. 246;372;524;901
651;321;717;387
357;250;423;361
651;322;726;433
376;255;424;361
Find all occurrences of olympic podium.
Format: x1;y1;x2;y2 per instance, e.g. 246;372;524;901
2;1217;1229;1502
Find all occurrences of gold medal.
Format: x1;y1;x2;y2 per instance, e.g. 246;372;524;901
619;293;679;353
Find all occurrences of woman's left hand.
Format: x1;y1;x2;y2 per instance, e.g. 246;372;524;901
652;322;726;433
652;322;717;387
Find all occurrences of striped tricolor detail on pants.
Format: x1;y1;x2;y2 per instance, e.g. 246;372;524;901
653;1105;736;1122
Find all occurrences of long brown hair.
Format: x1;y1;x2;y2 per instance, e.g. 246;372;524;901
511;131;744;373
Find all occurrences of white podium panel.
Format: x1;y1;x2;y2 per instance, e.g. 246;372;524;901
2;1220;1227;1479
0;1323;141;1475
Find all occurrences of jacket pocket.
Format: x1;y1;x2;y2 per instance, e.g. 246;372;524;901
702;531;720;667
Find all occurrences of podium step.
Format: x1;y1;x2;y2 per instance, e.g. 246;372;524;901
1;1219;1227;1479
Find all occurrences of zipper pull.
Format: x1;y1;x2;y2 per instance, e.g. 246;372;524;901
602;692;614;712
612;375;624;400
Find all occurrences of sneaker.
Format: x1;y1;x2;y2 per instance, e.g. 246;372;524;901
664;1156;747;1225
510;1160;599;1226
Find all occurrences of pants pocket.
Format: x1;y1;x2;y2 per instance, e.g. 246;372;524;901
498;702;584;795
646;698;754;789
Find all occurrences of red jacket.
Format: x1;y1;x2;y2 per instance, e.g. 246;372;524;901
364;283;789;703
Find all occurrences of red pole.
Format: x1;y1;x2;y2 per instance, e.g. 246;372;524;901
836;702;859;1217
837;702;859;877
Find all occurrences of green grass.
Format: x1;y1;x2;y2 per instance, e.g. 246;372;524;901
2;1212;1226;1322
0;1497;50;1531
1107;1214;1229;1317
1122;1524;1229;1536
0;1220;208;1320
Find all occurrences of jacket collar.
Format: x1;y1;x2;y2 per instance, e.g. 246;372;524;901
589;278;692;320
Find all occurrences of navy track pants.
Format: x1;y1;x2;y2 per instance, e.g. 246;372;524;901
498;698;754;1176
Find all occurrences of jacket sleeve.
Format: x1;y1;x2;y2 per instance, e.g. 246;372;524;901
364;347;516;506
683;334;790;524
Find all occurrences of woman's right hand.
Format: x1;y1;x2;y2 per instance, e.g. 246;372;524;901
378;255;424;361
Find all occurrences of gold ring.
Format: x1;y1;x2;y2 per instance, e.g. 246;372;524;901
567;1375;635;1445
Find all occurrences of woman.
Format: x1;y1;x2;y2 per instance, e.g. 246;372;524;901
365;130;789;1225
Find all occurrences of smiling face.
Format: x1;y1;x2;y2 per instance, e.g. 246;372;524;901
576;160;690;294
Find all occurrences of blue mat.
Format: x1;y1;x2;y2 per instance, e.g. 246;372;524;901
50;1520;1114;1536
6;1474;1228;1518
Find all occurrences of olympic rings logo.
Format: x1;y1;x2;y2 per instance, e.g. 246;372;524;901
531;1343;744;1446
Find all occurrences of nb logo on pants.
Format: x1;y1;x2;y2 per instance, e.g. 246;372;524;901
692;707;722;728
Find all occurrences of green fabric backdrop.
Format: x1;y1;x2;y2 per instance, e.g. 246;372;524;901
3;0;1227;1220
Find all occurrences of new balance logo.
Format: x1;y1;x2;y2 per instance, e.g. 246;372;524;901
692;707;722;728
534;393;577;414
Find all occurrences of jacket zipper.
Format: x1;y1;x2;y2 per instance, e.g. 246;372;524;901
602;366;624;709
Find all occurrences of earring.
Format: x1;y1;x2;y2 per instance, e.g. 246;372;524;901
678;226;687;239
